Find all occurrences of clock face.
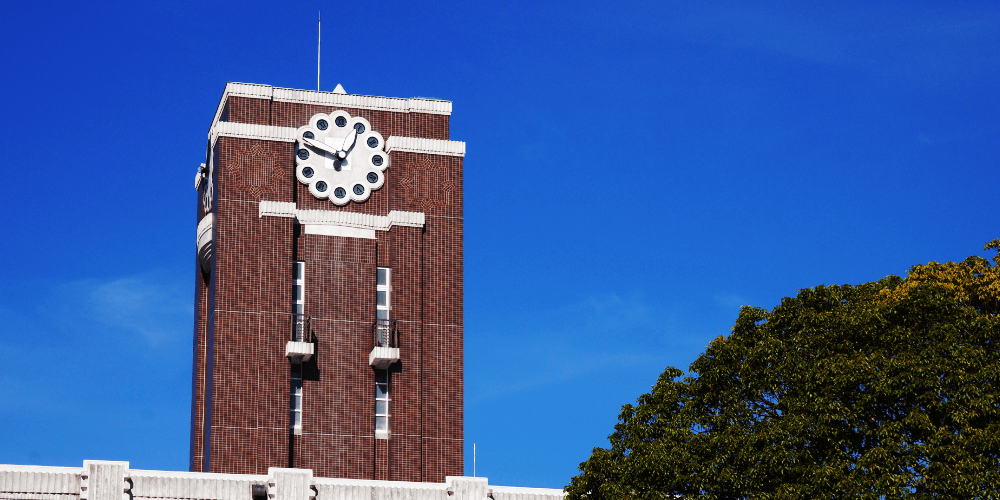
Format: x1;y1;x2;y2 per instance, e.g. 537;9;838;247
294;111;389;205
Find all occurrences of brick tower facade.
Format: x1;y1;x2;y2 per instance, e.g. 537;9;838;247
190;83;465;482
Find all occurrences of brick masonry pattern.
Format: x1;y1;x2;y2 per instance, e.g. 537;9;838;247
190;94;463;482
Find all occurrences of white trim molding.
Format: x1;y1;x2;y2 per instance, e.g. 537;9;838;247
210;122;297;147
386;137;466;157
273;88;452;114
0;460;566;500
258;201;425;240
304;225;377;239
258;201;297;218
210;82;452;135
208;121;465;158
296;208;426;229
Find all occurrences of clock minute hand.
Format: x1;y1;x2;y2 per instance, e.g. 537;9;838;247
301;136;340;157
339;128;358;159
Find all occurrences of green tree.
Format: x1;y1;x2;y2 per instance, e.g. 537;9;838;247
567;241;1000;499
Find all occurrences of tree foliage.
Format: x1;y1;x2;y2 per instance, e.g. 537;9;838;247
567;241;1000;499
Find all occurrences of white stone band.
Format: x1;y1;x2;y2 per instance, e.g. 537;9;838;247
212;82;452;134
259;201;425;239
209;122;465;158
210;122;298;147
386;137;466;157
258;201;297;218
296;208;426;229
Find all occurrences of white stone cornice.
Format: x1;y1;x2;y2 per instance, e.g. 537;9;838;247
272;87;452;114
225;82;274;99
386;137;466;157
258;200;297;218
296;209;426;230
387;210;426;228
258;201;425;238
0;460;567;500
210;122;297;147
296;209;388;229
210;82;452;136
208;121;466;158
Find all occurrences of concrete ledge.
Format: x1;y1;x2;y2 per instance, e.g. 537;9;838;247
369;347;400;369
257;202;426;241
385;137;465;157
207;120;464;159
0;461;565;500
285;341;315;362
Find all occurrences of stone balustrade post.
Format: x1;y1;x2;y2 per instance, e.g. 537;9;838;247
267;468;314;500
81;461;130;500
446;477;488;500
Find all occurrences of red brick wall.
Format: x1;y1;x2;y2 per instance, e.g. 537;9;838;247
191;93;463;482
190;186;210;472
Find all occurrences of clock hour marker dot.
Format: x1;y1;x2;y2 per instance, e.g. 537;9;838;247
316;181;328;192
303;131;314;140
353;184;364;195
353;123;365;134
367;172;378;183
297;149;309;160
367;137;379;148
335;116;347;127
372;155;383;166
334;187;346;198
302;167;314;178
317;119;328;130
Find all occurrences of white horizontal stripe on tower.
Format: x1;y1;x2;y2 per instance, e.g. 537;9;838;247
209;122;298;147
385;137;466;157
258;202;425;232
208;122;464;157
210;82;452;132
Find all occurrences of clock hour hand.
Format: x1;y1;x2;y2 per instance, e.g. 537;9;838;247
301;136;341;158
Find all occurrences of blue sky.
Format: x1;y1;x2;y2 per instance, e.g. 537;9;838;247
0;0;997;490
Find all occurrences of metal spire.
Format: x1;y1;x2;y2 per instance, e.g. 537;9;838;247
317;12;321;91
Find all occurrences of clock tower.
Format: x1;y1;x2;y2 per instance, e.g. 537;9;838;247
191;83;465;482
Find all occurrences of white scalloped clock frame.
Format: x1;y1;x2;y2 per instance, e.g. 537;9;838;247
294;111;389;206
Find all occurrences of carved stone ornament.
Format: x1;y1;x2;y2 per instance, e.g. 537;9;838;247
202;157;214;214
294;112;389;206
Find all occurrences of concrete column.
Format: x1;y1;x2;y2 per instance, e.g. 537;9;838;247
446;477;488;500
267;468;313;500
81;461;129;500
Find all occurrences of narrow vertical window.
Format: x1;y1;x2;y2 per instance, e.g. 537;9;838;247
290;261;305;435
375;369;389;439
290;365;303;434
376;267;391;346
376;267;390;319
293;261;305;341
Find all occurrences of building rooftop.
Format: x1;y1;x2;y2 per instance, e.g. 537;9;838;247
0;460;564;500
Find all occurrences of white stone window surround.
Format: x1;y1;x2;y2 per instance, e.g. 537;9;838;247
259;201;425;240
209;82;453;139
